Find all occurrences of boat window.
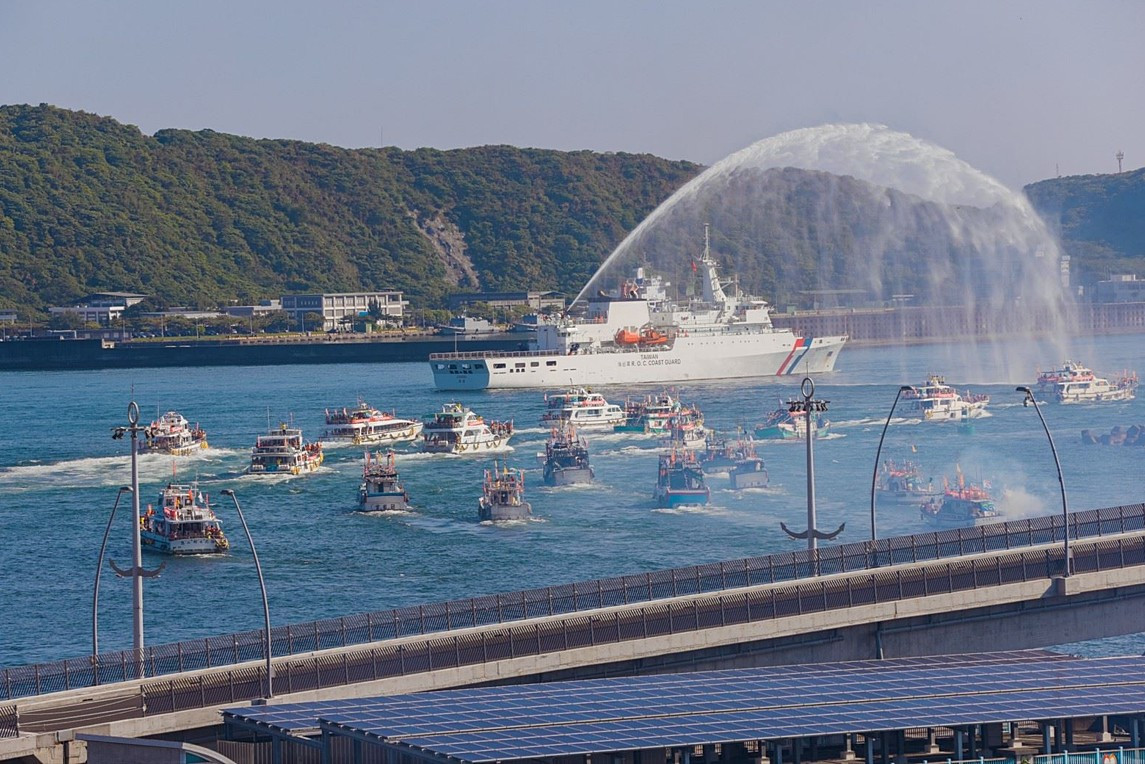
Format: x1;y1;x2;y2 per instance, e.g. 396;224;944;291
474;363;484;369
515;362;526;368
546;361;557;367
493;363;506;369
530;362;539;367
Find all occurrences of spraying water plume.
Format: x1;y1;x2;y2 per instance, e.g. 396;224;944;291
575;124;1073;379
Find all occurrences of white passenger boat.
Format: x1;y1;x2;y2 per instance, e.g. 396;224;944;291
539;390;626;430
140;483;229;555
1036;360;1096;392
429;227;847;389
902;376;989;422
138;411;208;456
323;400;423;444
358;451;410;511
421;403;513;454
249;424;324;475
1044;363;1138;404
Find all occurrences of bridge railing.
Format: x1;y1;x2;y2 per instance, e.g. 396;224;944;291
3;502;1143;704
10;530;1145;733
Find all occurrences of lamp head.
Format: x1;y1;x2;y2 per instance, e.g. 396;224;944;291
1015;386;1034;407
221;489;235;497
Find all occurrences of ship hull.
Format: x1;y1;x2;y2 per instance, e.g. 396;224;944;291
544;465;594;486
478;499;532;522
141;532;223;555
430;334;847;390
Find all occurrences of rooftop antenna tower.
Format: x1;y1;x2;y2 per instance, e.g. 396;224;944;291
1116;150;1124;173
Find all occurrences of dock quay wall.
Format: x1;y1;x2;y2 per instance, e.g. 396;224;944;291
0;335;524;372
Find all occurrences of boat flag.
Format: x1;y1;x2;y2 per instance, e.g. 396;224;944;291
691;259;697;274
910;444;917;453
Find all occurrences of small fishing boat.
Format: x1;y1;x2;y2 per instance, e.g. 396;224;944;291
754;407;830;440
140;483;229;555
654;449;710;508
479;464;532;521
540;390;626;430
138;411;208;456
920;472;998;528
700;435;756;474
667;419;708;450
249;424;324;475
542;426;594;486
324;400;423;444
728;456;769;489
876;460;937;503
902;375;989;422
358;451;410;511
421;403;513;454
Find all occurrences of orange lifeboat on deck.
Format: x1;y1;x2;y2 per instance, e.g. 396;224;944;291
615;328;641;345
638;328;669;346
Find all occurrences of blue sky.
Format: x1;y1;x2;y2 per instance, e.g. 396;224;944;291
1;0;1141;188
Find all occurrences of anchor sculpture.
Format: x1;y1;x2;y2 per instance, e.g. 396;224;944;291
781;378;845;553
94;401;165;677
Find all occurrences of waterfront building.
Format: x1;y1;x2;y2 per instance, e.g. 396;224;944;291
448;290;565;313
1092;274;1145;304
280;291;406;331
223;299;282;318
48;291;146;326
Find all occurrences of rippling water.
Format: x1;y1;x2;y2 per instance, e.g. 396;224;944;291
1;335;1143;667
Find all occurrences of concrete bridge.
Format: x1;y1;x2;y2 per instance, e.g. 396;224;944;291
3;502;1145;762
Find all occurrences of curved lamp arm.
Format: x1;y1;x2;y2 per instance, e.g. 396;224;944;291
869;386;915;548
221;489;274;698
1016;386;1071;576
93;486;132;662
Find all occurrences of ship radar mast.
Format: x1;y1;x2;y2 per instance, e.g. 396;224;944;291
700;223;730;307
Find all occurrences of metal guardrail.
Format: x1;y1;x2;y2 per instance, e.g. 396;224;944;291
0;704;16;739
12;529;1145;734
3;503;1144;708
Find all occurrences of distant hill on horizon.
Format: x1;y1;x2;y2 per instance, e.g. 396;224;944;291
0;104;1141;318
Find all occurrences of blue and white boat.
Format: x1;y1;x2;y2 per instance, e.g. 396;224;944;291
653;449;710;508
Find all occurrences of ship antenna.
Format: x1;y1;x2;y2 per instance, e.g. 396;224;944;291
703;223;711;261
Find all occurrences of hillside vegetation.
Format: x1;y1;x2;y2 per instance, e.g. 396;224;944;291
1025;167;1145;283
0;105;697;316
1;104;1141;318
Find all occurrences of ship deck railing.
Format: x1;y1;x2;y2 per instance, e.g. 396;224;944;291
430;348;558;360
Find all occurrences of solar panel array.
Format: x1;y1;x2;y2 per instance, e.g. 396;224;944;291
225;651;1141;764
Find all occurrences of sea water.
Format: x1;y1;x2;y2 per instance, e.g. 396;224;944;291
1;335;1143;667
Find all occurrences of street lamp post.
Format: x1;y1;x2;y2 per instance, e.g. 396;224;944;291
869;386;916;545
92;486;132;660
1017;386;1071;576
109;401;164;678
781;378;845;561
220;489;274;699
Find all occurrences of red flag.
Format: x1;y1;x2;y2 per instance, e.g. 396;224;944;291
691;259;697;273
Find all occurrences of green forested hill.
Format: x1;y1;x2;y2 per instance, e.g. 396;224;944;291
0;105;698;316
1024;167;1145;284
1;104;1142;319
